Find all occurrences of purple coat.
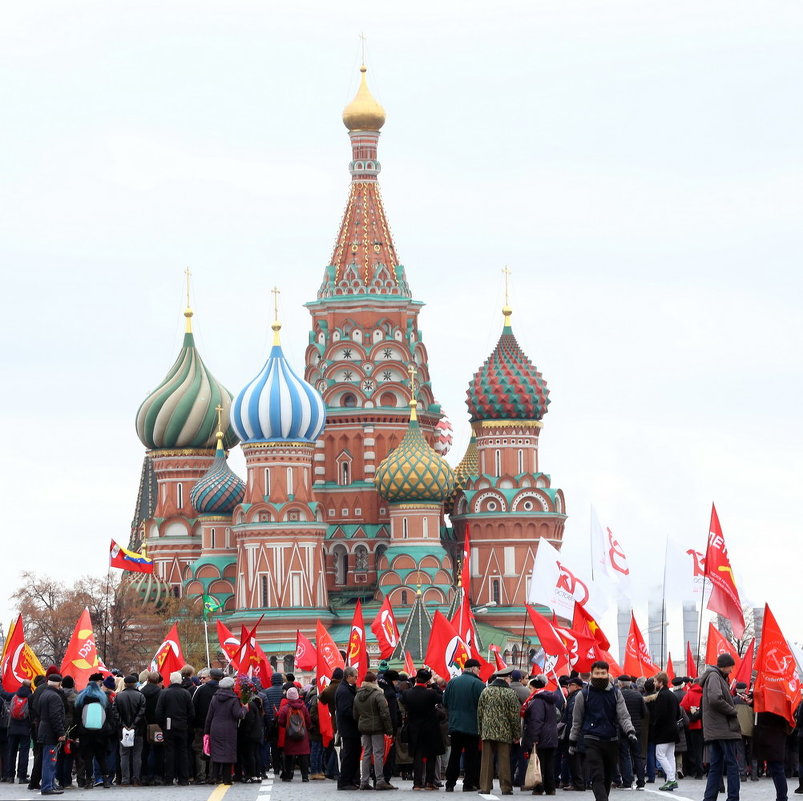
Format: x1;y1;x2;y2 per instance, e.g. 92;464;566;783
277;698;312;755
204;688;247;764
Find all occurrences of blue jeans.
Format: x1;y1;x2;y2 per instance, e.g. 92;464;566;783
310;741;324;775
5;733;30;780
704;740;741;801
41;745;58;792
646;742;656;781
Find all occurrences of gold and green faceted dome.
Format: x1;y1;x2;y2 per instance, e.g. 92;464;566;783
375;399;455;504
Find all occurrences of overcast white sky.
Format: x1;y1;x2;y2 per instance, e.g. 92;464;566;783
2;1;802;657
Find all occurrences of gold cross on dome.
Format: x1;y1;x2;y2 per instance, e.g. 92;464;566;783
271;286;280;322
184;266;192;307
359;32;367;64
502;265;511;307
408;362;418;397
215;404;223;433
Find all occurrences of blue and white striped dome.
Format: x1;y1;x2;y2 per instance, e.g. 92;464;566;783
232;340;326;443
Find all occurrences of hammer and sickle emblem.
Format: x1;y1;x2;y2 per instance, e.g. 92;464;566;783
606;528;630;576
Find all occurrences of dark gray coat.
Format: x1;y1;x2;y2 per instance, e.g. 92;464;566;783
700;667;741;742
204;688;247;764
523;691;559;751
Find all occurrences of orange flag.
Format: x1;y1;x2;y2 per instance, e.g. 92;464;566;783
150;623;185;678
216;620;241;667
60;607;101;690
450;594;494;681
705;623;740;671
753;605;800;727
623;613;660;678
1;615;44;691
371;596;401;660
424;611;469;680
346;600;369;683
704;505;745;638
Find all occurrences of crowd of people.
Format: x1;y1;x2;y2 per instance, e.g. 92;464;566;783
0;652;800;800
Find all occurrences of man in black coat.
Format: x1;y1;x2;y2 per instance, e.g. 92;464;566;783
335;667;360;790
191;668;221;784
114;675;146;786
617;675;647;789
652;672;681;791
155;672;194;786
140;671;163;785
37;674;66;796
263;672;285;774
377;670;401;788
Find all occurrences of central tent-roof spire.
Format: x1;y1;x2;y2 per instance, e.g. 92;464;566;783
316;61;410;300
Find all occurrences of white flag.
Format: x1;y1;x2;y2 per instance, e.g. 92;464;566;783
528;538;605;619
590;507;631;600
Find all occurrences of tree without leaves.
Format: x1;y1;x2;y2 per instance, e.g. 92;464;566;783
10;572;209;673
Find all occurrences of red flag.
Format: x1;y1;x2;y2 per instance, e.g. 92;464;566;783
623;613;660;678
1;615;44;691
60;608;101;690
665;653;676;683
704;505;745;638
705;623;740;671
753;605;800;727
686;641;698;679
450;596;494;681
404;651;415;677
573;603;611;651
733;639;755;688
346;600;369;683
295;630;317;671
315;621;344;748
526;606;568;657
488;644;507;671
150;623;185;678
216;620;241;667
461;523;472;600
370;596;401;660
240;624;273;684
595;647;623;677
425;611;469;680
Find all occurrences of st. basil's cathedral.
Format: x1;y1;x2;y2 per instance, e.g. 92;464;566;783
129;65;566;667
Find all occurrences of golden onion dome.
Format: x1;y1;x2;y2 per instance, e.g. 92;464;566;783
445;434;479;514
374;398;455;503
343;65;386;131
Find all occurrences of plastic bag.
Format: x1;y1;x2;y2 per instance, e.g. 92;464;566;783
121;727;135;748
523;751;542;790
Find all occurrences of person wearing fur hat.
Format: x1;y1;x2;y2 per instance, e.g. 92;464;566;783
401;668;444;791
74;672;112;789
114;675;146;786
522;674;559;795
37;673;66;796
204;677;247;785
155;671;194;786
140;671;163;785
443;658;485;792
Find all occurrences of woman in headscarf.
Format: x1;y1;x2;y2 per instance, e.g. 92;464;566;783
204;677;247;785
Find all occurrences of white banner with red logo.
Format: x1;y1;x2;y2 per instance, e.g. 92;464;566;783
527;538;605;619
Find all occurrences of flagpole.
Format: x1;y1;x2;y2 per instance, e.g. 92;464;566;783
103;567;112;665
203;618;211;669
659;536;668;667
695;577;707;674
518;608;528;671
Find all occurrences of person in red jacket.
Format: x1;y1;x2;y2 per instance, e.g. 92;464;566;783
680;682;703;780
277;688;311;782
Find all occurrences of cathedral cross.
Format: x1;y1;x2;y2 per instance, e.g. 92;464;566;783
271;286;280;322
502;265;511;307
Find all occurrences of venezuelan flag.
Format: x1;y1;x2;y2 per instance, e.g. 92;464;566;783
109;539;154;574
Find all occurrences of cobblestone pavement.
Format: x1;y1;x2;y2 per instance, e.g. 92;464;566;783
0;774;790;801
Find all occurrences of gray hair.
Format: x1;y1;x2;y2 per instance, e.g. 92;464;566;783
197;668;210;679
343;666;358;680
